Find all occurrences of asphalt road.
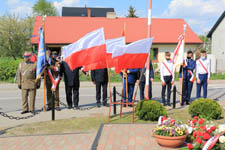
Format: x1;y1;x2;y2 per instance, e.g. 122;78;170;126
1;81;225;113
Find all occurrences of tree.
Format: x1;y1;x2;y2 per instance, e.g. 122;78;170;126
126;5;138;18
199;35;211;54
33;0;58;16
0;14;34;60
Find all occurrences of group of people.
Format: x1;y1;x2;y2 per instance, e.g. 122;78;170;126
17;49;210;114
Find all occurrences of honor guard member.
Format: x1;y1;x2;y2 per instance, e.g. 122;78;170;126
139;60;154;100
17;52;41;114
46;51;61;111
91;68;108;107
196;50;210;98
121;69;139;107
160;52;174;106
179;51;196;105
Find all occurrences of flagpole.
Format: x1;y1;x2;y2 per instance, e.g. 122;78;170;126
144;0;152;100
43;15;47;112
180;24;187;104
106;61;113;122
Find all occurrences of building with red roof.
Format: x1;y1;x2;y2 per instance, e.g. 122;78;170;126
31;16;202;63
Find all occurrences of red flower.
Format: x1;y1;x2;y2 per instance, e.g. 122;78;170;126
171;119;176;123
210;126;216;131
207;129;212;134
187;143;194;149
197;131;203;137
193;131;197;137
203;132;211;140
192;119;197;124
194;116;198;120
196;137;202;144
198;118;205;125
200;125;207;131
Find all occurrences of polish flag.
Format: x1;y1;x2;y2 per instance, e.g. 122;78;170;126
62;28;106;70
113;38;153;73
172;34;185;67
83;37;125;71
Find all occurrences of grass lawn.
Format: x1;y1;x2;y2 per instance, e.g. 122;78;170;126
1;107;224;136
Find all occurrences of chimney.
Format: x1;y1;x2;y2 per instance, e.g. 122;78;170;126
87;8;91;17
106;12;116;19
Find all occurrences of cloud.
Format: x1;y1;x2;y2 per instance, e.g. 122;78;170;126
7;0;33;17
53;0;80;12
7;0;19;5
161;0;225;34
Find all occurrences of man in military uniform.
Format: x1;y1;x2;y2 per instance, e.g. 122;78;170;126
91;68;108;107
179;51;196;105
17;52;40;114
139;60;154;100
46;51;61;111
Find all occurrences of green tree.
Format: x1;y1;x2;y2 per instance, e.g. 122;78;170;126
199;35;211;54
0;14;34;60
33;0;58;16
126;5;138;18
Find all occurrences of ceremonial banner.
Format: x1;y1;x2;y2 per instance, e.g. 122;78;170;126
172;34;185;67
62;28;106;70
36;27;46;80
112;38;153;73
83;37;125;71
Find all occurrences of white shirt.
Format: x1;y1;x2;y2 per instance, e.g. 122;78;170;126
196;58;210;79
160;60;174;82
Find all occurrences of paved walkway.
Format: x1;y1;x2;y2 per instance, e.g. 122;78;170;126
0;132;96;150
95;124;182;150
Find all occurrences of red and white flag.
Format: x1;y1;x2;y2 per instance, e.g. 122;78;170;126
112;38;153;73
172;34;184;67
62;28;106;70
83;37;125;71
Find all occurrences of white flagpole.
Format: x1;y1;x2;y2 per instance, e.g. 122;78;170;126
144;0;152;100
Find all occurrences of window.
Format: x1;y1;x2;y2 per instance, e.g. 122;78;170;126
150;48;158;62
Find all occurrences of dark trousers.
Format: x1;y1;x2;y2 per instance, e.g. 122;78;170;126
96;82;108;104
139;81;152;100
123;82;135;103
161;76;172;104
65;85;79;107
182;79;193;103
197;74;208;98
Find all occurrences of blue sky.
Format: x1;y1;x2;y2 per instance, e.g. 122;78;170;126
0;0;224;35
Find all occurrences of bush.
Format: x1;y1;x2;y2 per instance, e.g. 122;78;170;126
188;98;223;120
0;57;23;82
135;100;167;121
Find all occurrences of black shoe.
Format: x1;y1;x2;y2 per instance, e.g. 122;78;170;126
47;107;51;111
181;102;184;106
123;104;126;107
167;103;171;106
97;103;101;108
128;104;133;107
21;111;29;114
74;106;80;110
186;102;190;105
68;106;73;109
102;102;107;106
56;107;61;111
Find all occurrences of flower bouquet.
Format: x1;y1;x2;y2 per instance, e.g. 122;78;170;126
152;116;188;148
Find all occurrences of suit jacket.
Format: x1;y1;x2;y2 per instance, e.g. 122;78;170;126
17;62;40;89
179;59;196;80
120;69;139;84
139;60;154;82
60;61;81;87
91;68;108;83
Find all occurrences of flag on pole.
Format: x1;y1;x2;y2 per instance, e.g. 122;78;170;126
172;34;185;67
36;27;46;80
83;37;125;71
62;28;107;70
112;38;153;73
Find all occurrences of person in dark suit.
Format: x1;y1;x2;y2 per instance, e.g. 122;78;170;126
91;68;108;107
60;61;86;109
139;60;154;100
179;51;196;105
121;69;139;107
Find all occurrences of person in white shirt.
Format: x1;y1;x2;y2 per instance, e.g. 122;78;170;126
160;52;174;106
196;50;210;98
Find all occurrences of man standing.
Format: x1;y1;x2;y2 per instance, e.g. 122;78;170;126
91;68;108;107
17;52;40;114
196;50;210;98
121;69;139;107
139;60;154;100
179;51;196;105
160;52;174;106
46;51;61;111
